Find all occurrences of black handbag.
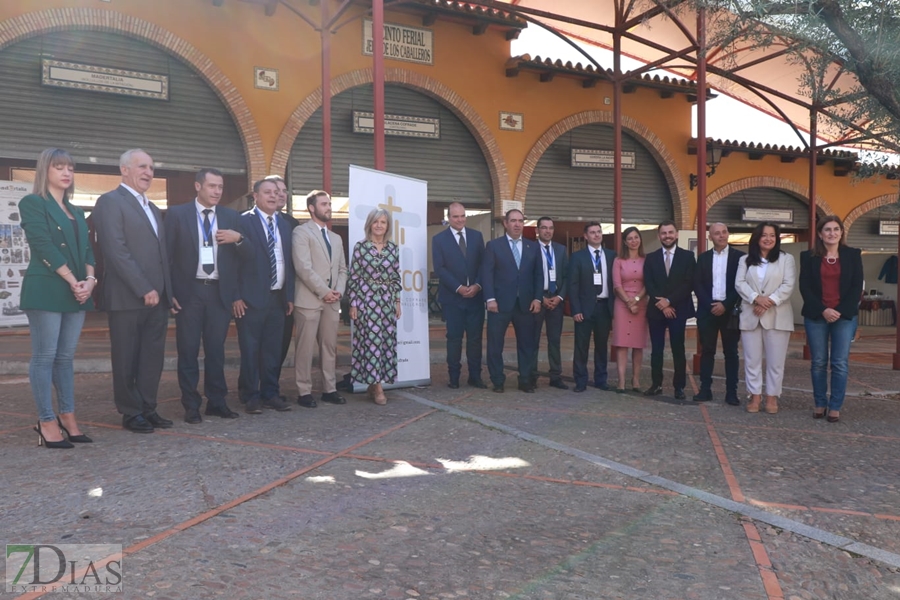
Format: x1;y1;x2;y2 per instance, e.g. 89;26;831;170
727;303;741;330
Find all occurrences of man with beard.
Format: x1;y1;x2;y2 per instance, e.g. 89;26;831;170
292;190;348;408
643;220;696;399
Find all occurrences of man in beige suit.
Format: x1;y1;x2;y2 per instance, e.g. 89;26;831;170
292;190;348;408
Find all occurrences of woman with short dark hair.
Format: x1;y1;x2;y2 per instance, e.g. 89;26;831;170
799;215;863;422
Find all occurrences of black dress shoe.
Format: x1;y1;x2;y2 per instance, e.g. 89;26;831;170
467;379;488;389
725;395;740;406
644;385;663;396
296;394;317;408
693;390;713;402
518;384;535;393
205;405;240;419
448;381;460;389
549;379;569;390
245;399;263;414
595;383;611;391
573;385;587;393
492;384;504;393
123;415;154;433
321;392;347;405
262;395;292;411
145;412;173;429
674;389;686;400
184;409;202;424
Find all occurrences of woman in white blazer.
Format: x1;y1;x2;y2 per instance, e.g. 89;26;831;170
735;223;796;414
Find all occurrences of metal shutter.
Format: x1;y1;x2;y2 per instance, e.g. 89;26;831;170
847;205;899;251
0;31;245;173
524;124;673;224
708;188;813;231
289;84;493;205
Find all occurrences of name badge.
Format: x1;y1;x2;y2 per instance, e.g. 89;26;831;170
200;245;215;267
593;273;604;286
548;268;557;282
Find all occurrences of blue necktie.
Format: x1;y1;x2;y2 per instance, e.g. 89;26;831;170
321;227;332;260
202;209;214;275
544;244;556;295
266;215;277;288
511;239;521;268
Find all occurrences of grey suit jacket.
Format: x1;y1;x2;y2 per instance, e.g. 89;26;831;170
292;220;348;311
93;185;172;310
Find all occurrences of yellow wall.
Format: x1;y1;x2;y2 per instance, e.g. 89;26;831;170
3;0;897;225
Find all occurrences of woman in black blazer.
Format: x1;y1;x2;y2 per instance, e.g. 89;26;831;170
799;216;863;423
19;149;96;448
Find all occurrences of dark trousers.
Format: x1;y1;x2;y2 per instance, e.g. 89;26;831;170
442;301;485;383
276;306;294;379
572;301;611;387
175;281;232;411
648;316;688;390
486;304;534;386
236;291;285;403
697;311;740;397
107;304;169;418
532;299;564;382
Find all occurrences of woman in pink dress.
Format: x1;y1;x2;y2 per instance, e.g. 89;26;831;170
612;227;649;393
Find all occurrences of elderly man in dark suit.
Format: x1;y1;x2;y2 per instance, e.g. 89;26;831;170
166;168;245;424
481;209;542;393
92;149;174;433
643;220;696;399
270;175;300;382
530;216;569;390
693;222;744;405
431;201;486;389
568;221;616;393
233;178;295;415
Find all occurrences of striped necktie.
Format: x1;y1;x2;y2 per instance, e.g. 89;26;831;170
265;215;277;288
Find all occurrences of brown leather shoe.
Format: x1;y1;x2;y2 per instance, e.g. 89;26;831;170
764;396;778;414
746;394;761;413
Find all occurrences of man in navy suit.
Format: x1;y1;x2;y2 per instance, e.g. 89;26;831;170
568;221;616;392
693;222;744;405
167;168;246;424
643;220;696;399
233;178;295;414
432;202;486;389
481;209;542;393
271;175;300;383
530;217;569;389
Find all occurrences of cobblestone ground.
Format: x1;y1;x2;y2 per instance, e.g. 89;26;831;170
1;323;899;599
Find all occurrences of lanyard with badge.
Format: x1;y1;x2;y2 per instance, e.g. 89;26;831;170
198;209;217;267
592;249;604;286
543;245;556;283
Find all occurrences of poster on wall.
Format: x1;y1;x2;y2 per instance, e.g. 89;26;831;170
348;165;431;391
0;182;31;327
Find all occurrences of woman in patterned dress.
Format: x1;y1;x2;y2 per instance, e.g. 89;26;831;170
348;208;402;405
611;227;649;393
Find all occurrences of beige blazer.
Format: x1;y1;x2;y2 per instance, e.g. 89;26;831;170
292;220;348;311
735;253;796;332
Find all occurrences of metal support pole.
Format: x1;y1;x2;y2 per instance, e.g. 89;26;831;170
693;7;708;375
373;0;386;171
321;0;332;194
612;35;623;255
803;109;818;360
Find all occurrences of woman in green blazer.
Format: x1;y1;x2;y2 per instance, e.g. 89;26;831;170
20;148;97;449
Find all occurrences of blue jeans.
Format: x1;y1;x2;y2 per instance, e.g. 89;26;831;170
26;310;86;422
804;316;857;411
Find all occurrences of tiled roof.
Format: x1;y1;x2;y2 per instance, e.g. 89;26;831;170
690;138;858;161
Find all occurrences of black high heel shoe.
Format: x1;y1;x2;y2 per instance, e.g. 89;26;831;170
35;422;74;449
57;417;93;443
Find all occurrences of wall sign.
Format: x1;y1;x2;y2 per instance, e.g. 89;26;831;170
499;112;524;131
879;220;899;235
254;67;279;91
571;149;636;169
363;19;433;65
42;59;168;100
742;208;794;223
352;111;440;139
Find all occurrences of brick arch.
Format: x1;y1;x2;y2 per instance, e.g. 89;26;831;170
844;194;900;233
696;176;836;228
513;111;690;226
271;68;510;203
0;8;266;182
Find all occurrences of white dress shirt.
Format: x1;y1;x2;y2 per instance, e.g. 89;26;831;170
711;245;729;301
195;200;219;280
590;245;609;299
256;208;285;290
121;182;158;237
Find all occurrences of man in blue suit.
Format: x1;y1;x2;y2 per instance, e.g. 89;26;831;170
233;179;295;414
481;209;542;393
530;216;569;389
432;202;487;389
167;168;245;424
643;220;696;399
568;221;616;392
